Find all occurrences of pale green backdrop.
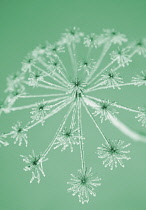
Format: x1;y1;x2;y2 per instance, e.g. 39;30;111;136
0;0;146;210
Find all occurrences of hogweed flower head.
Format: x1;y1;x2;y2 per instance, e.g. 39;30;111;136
84;33;99;48
1;27;146;204
130;39;146;56
100;70;123;89
61;27;84;44
93;100;118;123
30;100;51;125
27;70;45;87
97;139;131;170
110;48;132;67
102;29;128;45
22;53;36;72
54;127;80;152
11;121;28;147
20;150;48;183
67;167;101;204
78;59;95;75
46;42;65;56
47;56;62;74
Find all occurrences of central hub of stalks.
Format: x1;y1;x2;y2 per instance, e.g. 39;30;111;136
72;79;84;99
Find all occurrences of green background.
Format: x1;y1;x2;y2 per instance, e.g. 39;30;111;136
0;0;146;210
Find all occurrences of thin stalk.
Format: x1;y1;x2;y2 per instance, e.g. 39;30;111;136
89;82;136;93
72;43;78;77
82;99;109;145
88;60;114;86
109;114;146;143
41;80;67;91
86;81;106;93
77;98;85;171
33;64;67;88
18;93;65;99
39;59;69;87
70;102;77;129
42;101;75;157
56;54;68;73
41;78;67;89
9;96;68;111
86;42;111;83
67;43;76;74
86;95;140;113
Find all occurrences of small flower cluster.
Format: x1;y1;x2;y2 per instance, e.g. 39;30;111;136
97;139;131;170
93;100;118;123
21;150;48;183
67;167;101;204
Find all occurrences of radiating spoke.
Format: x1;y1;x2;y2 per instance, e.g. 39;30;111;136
42;100;76;157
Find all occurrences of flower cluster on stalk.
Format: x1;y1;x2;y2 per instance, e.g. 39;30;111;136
0;27;146;204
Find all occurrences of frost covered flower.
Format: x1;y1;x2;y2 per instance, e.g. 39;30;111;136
20;150;48;183
5;72;24;93
5;87;26;109
1;27;146;204
132;70;146;86
61;27;84;44
30;100;51;125
130;39;146;56
54;127;80;152
84;33;98;48
97;139;131;170
67;167;101;204
93;100;118;122
46;42;65;56
22;54;36;72
110;48;132;67
100;70;123;89
135;107;146;127
32;43;53;58
78;59;95;75
11;121;28;146
102;29;127;45
47;56;62;74
27;71;45;87
0;134;9;147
